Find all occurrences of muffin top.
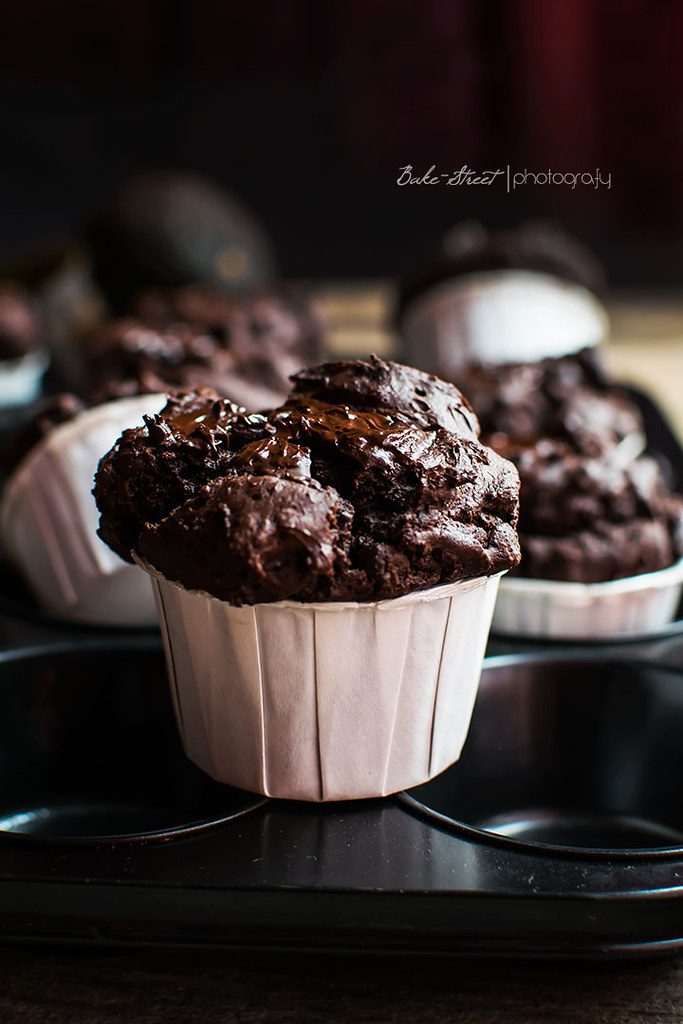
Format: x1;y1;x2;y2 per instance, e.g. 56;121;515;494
451;351;644;457
501;439;670;537
520;518;682;584
291;356;480;438
94;357;521;604
496;433;683;582
83;286;326;410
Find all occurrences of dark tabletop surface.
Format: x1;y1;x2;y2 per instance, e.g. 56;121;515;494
1;945;682;1023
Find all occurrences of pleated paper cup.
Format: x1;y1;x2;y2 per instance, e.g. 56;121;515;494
141;562;504;801
400;270;608;378
0;393;166;626
492;559;683;641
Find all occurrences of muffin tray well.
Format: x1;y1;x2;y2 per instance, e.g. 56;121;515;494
0;387;681;959
0;640;682;958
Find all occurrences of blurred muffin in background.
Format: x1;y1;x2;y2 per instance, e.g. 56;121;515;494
396;221;608;376
443;347;682;592
0;390;165;626
80;285;327;411
396;219;645;466
496;435;683;584
0;392;86;478
490;427;683;639
0;283;49;407
86;172;277;313
452;351;645;461
396;221;683;637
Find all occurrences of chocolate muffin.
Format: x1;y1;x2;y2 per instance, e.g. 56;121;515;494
520;520;680;584
500;437;683;582
453;351;644;457
94;357;521;604
450;340;683;584
0;391;166;626
130;282;236;325
82;318;283;410
86;172;277;311
130;283;322;350
82;286;326;411
397;220;606;322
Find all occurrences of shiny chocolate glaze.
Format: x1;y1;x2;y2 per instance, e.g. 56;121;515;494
291;354;480;439
94;388;264;562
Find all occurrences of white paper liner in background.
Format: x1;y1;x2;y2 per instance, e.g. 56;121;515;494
0;350;49;407
143;565;503;801
0;394;166;626
400;270;608;378
493;559;683;640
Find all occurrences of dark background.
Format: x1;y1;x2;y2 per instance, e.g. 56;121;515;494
1;0;681;286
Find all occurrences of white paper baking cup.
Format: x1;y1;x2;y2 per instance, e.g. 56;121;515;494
400;270;608;376
141;564;504;801
0;393;166;626
492;559;683;640
0;350;49;407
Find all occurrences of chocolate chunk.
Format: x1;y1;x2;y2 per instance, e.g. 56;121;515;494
139;473;361;605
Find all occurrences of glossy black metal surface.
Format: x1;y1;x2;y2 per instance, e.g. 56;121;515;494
0;644;679;955
0;640;263;841
402;654;683;856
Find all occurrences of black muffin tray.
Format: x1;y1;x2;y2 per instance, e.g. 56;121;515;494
0;387;682;958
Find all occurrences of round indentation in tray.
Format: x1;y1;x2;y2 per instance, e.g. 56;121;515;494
0;639;264;841
401;654;683;858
